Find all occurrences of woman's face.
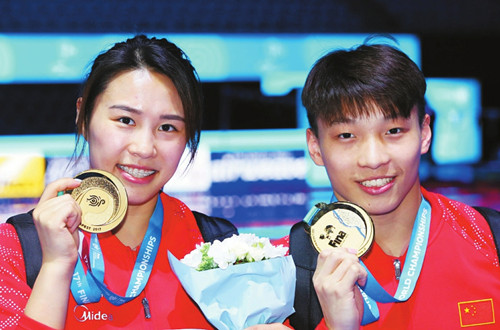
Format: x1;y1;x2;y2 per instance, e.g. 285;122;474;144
83;69;187;206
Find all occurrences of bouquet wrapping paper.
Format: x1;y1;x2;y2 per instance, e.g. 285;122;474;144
168;250;296;329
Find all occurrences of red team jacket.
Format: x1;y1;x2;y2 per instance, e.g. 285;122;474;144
276;188;500;329
1;188;499;329
0;193;215;329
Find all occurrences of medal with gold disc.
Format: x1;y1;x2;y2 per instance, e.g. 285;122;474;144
303;201;374;257
66;169;128;233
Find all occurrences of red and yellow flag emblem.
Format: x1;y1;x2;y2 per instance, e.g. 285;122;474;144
458;298;495;327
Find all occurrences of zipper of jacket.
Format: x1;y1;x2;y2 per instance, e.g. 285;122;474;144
142;297;152;319
393;259;401;281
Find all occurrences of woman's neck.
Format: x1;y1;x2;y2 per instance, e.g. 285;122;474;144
112;195;158;249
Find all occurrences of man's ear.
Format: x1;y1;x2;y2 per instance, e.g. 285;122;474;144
420;113;432;155
76;97;85;138
306;128;325;166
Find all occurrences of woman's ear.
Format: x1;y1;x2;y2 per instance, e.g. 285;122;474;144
76;97;85;138
306;128;325;166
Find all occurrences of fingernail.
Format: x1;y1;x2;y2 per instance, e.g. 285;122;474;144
347;248;358;254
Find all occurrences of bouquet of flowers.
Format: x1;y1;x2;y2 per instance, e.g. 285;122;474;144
168;233;296;329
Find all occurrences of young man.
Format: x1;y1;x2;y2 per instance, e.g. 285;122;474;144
284;43;500;329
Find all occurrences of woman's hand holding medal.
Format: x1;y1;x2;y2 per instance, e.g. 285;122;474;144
32;169;127;268
27;177;84;329
33;177;83;268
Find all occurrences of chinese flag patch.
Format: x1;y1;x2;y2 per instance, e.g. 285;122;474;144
458;298;495;327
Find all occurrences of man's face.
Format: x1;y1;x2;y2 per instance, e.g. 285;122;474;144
307;107;431;217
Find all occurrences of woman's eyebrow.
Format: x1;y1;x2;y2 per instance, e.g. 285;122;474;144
160;114;185;122
109;104;185;122
109;104;141;113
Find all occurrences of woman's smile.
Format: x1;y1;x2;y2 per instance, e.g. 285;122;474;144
117;164;157;179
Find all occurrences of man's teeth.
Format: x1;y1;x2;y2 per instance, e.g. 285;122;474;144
119;165;155;178
361;178;392;187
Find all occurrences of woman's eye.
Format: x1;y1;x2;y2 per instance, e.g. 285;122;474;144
159;124;176;132
119;117;134;125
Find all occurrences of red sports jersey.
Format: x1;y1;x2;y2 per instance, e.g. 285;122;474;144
0;193;214;329
280;188;500;329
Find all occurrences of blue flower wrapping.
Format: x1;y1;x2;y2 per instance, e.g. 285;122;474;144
168;251;296;329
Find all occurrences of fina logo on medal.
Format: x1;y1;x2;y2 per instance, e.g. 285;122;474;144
319;224;348;248
307;201;374;257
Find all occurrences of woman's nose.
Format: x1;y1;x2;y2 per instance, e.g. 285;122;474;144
128;129;157;158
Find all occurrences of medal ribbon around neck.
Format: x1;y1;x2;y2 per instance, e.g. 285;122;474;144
324;194;431;325
70;196;164;306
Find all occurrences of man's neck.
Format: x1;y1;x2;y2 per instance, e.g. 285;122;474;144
374;218;414;257
372;193;422;257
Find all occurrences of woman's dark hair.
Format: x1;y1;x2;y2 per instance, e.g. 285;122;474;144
302;43;427;135
75;34;203;162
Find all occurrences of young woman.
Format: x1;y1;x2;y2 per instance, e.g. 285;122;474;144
0;35;237;329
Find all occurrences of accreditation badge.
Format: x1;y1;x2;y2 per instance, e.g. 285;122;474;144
306;201;374;257
69;169;128;233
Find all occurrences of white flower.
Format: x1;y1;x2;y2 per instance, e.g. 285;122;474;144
180;233;288;271
208;239;236;269
180;243;205;268
264;242;289;259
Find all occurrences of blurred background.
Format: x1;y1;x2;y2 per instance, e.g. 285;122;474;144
1;0;499;237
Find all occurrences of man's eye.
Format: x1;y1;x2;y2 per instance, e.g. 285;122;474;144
387;128;402;134
338;133;354;139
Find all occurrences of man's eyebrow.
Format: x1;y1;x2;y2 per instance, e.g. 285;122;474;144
109;104;185;122
330;117;355;124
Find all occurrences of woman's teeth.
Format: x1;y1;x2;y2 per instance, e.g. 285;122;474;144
118;165;155;178
361;178;393;187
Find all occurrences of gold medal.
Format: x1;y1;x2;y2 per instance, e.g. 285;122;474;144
307;201;374;257
70;169;128;233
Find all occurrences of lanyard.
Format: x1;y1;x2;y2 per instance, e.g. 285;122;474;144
70;196;164;306
327;195;431;325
